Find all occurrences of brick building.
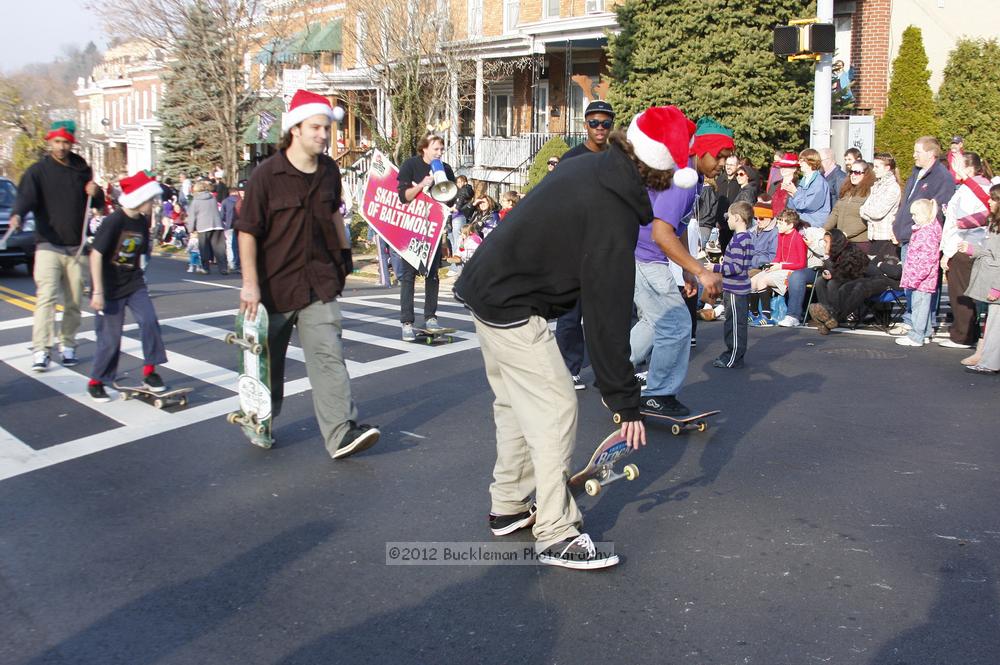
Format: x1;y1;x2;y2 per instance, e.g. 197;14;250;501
74;41;169;181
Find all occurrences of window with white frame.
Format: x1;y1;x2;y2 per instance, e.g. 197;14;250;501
584;0;604;12
355;13;367;64
489;83;513;137
468;0;483;37
543;0;559;20
503;0;519;33
534;81;548;133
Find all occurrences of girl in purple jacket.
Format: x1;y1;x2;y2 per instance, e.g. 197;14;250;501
897;199;942;347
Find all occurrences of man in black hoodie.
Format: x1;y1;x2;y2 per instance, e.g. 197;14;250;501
11;121;104;371
454;106;697;570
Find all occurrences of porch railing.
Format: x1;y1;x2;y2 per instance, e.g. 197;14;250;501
454;132;587;169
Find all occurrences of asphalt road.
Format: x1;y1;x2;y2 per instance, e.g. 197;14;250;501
1;254;998;665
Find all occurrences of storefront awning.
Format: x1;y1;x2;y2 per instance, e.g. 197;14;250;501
303;20;342;53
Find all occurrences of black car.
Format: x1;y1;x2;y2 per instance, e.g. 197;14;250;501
0;176;36;274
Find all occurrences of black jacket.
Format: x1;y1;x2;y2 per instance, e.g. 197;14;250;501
13;152;104;246
454;143;651;421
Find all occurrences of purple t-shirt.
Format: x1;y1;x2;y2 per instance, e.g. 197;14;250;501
634;167;700;263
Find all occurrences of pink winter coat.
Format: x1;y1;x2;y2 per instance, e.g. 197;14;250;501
900;222;942;293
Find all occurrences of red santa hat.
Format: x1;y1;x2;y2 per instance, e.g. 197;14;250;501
282;89;345;132
118;170;163;209
626;106;699;188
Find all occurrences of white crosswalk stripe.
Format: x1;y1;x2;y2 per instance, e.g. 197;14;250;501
0;296;479;482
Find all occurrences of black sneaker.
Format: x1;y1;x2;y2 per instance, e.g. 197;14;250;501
32;351;50;372
143;372;166;393
489;503;537;536
690;337;697;347
641;395;691;418
332;422;380;459
87;383;111;403
572;375;586;391
537;533;619;570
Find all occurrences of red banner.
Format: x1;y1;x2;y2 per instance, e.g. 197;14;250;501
360;150;448;270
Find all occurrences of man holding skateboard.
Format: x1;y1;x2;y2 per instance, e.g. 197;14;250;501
454;106;701;570
235;90;379;458
10;120;105;371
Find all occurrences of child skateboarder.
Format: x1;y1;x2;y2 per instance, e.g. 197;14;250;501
87;170;168;401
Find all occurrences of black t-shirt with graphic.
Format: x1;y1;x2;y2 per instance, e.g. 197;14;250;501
92;209;149;300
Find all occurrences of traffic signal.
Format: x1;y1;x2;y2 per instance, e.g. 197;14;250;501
773;23;836;57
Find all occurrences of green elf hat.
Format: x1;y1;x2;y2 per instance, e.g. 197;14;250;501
46;120;77;144
689;116;735;158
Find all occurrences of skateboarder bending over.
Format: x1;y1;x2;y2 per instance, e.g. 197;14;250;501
235;89;379;457
87;171;167;402
454;106;702;570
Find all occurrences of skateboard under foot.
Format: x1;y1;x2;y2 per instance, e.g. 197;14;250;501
112;382;191;409
411;326;457;345
642;409;721;436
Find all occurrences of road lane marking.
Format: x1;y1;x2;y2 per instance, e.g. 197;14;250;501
0;292;36;311
0;303;482;482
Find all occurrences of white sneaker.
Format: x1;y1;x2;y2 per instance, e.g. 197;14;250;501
777;316;800;327
425;317;444;331
713;304;725;317
938;339;973;349
186;266;195;273
401;323;416;341
61;347;79;367
32;350;50;372
888;323;911;336
895;337;923;347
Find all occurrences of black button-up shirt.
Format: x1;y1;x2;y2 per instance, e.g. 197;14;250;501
235;150;349;314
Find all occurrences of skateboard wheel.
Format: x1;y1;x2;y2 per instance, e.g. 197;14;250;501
224;332;237;345
670;424;682;436
227;412;241;425
250;343;263;355
623;464;639;481
153;398;164;409
584;479;602;497
254;424;266;435
119;392;129;401
178;397;188;407
697;421;707;432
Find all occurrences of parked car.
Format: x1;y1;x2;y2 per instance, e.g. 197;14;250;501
0;176;36;274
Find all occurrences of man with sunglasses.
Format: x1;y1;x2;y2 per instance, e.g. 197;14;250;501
554;100;616;389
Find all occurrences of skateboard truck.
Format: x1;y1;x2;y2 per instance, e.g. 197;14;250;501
226;411;267;436
224;332;263;355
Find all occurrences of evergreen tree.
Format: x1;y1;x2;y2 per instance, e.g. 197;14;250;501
524;137;570;193
937;38;1000;170
875;26;941;180
607;0;815;165
159;7;228;179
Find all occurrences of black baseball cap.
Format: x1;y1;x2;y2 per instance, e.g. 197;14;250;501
951;135;964;144
584;100;615;118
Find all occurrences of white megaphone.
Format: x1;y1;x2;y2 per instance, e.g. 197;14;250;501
428;159;457;203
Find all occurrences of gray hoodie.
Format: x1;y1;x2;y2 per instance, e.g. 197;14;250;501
188;191;223;233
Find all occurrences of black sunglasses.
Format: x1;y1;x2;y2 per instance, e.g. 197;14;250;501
586;119;613;130
547;160;559;165
850;169;866;175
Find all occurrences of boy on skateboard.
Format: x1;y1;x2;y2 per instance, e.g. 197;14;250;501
87;171;168;402
454;106;702;570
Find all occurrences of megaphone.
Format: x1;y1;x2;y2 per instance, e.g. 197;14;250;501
428;159;458;203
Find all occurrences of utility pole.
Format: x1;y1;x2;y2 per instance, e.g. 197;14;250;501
811;0;834;150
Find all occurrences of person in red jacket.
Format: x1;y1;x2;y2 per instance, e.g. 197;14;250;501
748;209;808;324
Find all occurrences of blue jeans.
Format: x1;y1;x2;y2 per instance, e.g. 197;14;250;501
450;214;468;257
786;267;817;321
630;262;691;397
909;290;933;343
